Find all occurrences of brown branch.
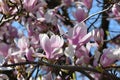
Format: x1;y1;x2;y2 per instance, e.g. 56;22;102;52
1;60;120;80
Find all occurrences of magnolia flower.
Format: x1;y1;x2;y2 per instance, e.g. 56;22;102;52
23;0;47;12
0;0;9;15
75;46;90;65
17;36;30;51
100;48;117;67
25;47;34;61
94;28;104;45
112;4;120;17
64;44;76;58
39;34;64;60
45;9;58;25
74;7;87;22
82;0;93;9
23;0;38;12
63;0;73;6
67;22;94;46
0;42;9;57
94;48;118;67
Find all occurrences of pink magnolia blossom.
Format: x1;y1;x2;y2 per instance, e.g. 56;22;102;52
39;34;64;60
94;28;104;45
67;23;94;46
25;47;34;61
23;0;46;12
17;36;30;51
74;7;87;22
112;4;120;17
100;48;117;67
82;0;93;9
23;0;38;12
75;46;90;65
63;0;73;6
45;10;58;25
0;42;9;57
112;4;120;20
0;0;9;15
94;48;118;67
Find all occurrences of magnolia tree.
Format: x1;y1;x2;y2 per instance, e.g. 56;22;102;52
0;0;120;80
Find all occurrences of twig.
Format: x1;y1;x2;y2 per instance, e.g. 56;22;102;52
82;5;113;22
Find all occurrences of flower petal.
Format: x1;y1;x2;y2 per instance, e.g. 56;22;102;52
40;34;52;58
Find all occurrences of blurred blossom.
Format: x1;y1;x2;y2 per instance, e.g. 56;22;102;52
64;44;76;58
75;46;90;65
25;47;34;61
94;28;104;45
45;9;58;25
0;74;9;80
74;7;87;22
23;0;38;12
42;72;52;80
0;23;18;41
100;48;117;67
82;0;93;9
23;0;47;12
108;48;120;59
0;0;9;15
63;0;73;6
94;48;119;67
39;34;64;59
112;4;120;20
0;42;9;57
17;36;30;51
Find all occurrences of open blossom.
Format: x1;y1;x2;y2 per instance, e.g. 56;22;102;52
67;22;94;46
39;34;64;60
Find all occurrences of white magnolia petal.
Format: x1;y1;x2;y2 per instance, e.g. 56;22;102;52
64;44;76;58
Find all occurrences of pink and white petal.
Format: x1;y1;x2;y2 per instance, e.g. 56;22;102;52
17;37;29;51
0;42;9;57
51;48;63;59
25;48;34;61
40;34;52;58
50;35;64;48
79;29;95;45
64;44;76;58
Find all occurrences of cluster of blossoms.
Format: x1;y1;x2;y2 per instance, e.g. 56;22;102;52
0;0;120;80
